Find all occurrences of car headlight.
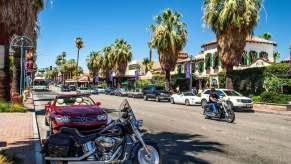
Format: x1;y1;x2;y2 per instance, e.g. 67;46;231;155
97;114;107;121
54;115;70;123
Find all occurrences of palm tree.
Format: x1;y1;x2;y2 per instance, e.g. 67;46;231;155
149;9;187;91
66;59;77;79
0;0;44;100
142;58;153;73
261;32;272;40
55;52;66;67
273;51;280;63
74;37;84;77
86;51;103;84
102;46;115;82
203;0;262;89
55;52;66;83
113;39;132;76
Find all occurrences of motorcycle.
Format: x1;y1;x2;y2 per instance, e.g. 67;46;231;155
42;99;161;164
202;99;235;123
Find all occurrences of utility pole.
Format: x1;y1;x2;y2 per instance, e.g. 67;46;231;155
189;55;193;92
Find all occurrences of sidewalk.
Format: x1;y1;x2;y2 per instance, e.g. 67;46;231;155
0;111;35;164
0;101;39;164
253;104;291;116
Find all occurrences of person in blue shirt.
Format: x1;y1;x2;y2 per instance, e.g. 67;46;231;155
209;88;219;115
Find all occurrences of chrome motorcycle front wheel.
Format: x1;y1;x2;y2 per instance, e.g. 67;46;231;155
136;145;160;164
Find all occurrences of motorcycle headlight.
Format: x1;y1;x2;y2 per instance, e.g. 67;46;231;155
97;114;107;121
55;115;70;123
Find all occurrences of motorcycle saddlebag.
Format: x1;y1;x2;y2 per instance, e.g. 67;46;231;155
45;133;74;157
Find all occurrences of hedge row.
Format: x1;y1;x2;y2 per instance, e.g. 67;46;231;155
252;92;291;104
218;63;290;95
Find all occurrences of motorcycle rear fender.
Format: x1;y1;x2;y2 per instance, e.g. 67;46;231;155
130;139;160;159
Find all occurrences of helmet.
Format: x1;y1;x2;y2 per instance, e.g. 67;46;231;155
211;88;216;93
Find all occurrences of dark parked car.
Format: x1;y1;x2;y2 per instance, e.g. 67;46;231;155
105;87;116;95
128;89;143;98
115;88;128;96
69;85;76;91
61;85;70;92
45;94;107;134
143;85;171;102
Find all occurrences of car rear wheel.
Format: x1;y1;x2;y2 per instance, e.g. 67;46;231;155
170;98;175;104
155;96;160;102
185;99;190;106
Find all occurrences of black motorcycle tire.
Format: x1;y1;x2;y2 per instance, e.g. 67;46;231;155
46;160;67;164
225;109;235;123
132;143;162;164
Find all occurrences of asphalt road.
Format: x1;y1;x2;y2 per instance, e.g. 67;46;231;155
33;90;291;164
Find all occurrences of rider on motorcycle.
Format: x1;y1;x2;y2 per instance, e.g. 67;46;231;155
209;88;219;116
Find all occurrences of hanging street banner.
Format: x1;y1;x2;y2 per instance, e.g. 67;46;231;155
95;76;99;83
185;62;191;79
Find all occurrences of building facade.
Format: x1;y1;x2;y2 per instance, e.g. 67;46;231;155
175;36;277;89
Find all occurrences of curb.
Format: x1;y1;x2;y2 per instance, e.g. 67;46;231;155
253;110;291;117
31;92;44;164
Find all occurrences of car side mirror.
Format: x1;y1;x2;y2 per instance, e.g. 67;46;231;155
45;102;51;108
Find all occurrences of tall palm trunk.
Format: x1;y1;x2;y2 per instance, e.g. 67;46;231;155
225;65;233;90
165;71;171;91
76;48;80;77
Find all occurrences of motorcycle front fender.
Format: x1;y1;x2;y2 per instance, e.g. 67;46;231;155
130;139;160;159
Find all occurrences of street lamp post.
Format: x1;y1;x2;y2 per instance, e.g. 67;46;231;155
9;35;34;95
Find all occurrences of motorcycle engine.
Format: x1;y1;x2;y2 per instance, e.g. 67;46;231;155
95;136;123;160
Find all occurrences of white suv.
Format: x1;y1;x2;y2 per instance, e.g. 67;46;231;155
201;89;253;110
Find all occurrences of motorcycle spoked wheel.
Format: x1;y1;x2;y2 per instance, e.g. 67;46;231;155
225;109;235;123
133;145;161;164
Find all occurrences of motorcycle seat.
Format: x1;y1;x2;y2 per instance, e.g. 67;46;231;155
60;127;99;144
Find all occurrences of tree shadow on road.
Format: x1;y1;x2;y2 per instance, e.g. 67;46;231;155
2;140;37;164
144;132;225;164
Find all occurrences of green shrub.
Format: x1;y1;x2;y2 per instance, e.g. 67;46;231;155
9;104;27;113
259;92;291;104
252;95;262;102
0;149;21;164
0;101;10;112
0;102;27;113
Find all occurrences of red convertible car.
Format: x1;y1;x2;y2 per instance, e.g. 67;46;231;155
45;94;108;134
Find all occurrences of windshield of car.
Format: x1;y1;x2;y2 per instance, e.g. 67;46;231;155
55;96;95;107
80;87;88;90
223;90;242;96
34;80;47;86
183;92;195;96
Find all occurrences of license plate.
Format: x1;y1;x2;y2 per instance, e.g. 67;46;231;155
246;104;253;108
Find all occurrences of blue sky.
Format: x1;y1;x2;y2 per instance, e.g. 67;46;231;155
37;0;291;72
